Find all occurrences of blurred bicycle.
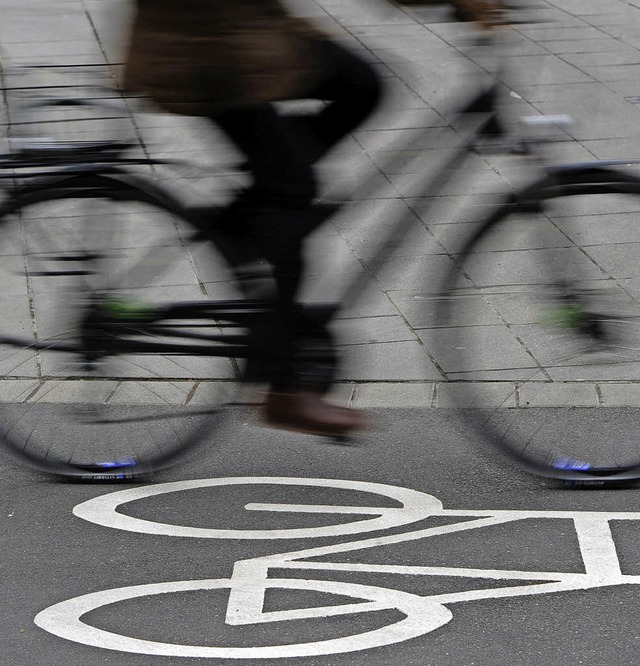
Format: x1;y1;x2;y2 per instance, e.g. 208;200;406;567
0;5;639;486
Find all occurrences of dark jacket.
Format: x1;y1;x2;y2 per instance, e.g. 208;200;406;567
123;0;328;116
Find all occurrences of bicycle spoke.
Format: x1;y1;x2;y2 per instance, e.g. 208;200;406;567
0;178;243;479
438;183;640;481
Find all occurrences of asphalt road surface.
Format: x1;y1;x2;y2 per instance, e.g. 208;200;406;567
4;406;640;666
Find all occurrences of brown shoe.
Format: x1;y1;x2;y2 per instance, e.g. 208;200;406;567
263;391;368;436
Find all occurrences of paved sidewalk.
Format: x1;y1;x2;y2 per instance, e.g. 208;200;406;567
1;0;640;408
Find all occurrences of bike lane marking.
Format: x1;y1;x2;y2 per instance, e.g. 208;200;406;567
572;514;622;582
34;477;640;659
72;476;442;539
36;477;452;657
231;507;636;603
35;579;452;658
225;507;638;631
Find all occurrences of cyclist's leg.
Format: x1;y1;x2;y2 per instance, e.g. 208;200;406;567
211;38;383;232
215;104;317;207
209;36;383;267
211;107;367;434
213;103;314;383
282;38;384;163
206;45;382;434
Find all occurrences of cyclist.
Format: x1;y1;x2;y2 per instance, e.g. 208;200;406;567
123;0;505;436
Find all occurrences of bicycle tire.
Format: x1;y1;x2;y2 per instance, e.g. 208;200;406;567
436;165;640;485
0;171;245;481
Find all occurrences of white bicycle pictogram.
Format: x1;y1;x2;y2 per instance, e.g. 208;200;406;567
34;477;640;659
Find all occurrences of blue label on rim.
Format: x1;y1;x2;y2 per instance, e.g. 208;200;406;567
552;456;592;471
95;458;137;468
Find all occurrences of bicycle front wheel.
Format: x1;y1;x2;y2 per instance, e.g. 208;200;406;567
0;173;244;480
436;166;640;485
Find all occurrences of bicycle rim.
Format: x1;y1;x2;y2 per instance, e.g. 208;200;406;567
436;169;640;485
0;174;243;481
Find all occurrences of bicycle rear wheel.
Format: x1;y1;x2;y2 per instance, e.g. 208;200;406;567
436;166;640;485
0;172;245;480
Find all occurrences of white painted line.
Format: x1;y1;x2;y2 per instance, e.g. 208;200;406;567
244;503;414;515
73;477;442;539
249;515;518;564
573;515;623;582
35;578;452;659
278;560;586;582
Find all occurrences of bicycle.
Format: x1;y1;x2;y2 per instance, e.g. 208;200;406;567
2;19;640;486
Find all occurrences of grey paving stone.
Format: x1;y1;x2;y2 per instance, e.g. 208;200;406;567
483;292;547;327
106;380;196;406
464;247;605;288
374;253;454;291
583;243;640;279
407;193;505;225
28;379;118;404
589;64;640;83
518;382;600;407
320;0;414;27
355;126;460;153
339;340;443;381
421;221;478;254
188;380;245;406
515;26;605;43
553;213;640;246
4;41;105;61
547;361;640;384
535;96;640;142
303;236;365;277
508;56;593;90
345;225;444;259
324;381;357;405
602;8;640;27
434;381;518;408
545;0;628;17
330;284;400;319
599;80;640;99
514;81;607;105
560;51;640;69
580;137;640;160
352;381;434;407
418;325;536;378
537;39;620;55
335;315;417;345
598;383;640;407
0;15;94;46
350;22;430;38
394;290;500;330
388;167;509;198
0;351;37;380
0;379;43;403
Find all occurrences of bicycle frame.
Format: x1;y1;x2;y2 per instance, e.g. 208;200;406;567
2;36;618;365
81;298;338;359
0;78;512;363
336;84;507;311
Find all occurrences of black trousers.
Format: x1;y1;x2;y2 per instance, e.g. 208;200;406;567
210;40;383;389
213;39;382;205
